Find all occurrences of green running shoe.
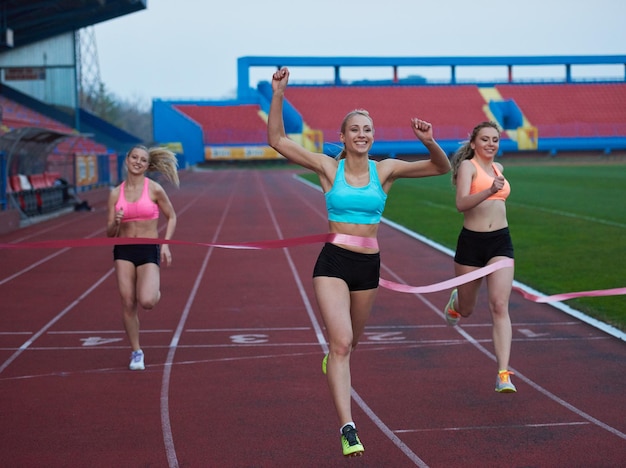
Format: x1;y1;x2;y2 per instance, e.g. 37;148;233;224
341;425;364;457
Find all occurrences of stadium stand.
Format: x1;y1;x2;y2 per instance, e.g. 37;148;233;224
155;56;626;164
175;104;267;145
496;83;626;137
1;1;146;229
283;85;489;142
0;95;75;134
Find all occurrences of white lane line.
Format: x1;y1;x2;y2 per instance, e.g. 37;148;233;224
0;350;332;382
396;421;591;433
47;329;173;334
0;334;611;355
0;247;71;286
159;174;239;468
1;225;108;286
0;270;114;374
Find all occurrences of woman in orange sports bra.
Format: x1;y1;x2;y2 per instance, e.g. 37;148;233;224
443;121;517;393
106;145;179;371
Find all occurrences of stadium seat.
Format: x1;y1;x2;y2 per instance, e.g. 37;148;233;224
28;173;64;213
8;174;38;215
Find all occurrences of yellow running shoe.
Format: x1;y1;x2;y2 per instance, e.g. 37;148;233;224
495;370;517;393
444;289;461;326
341;425;364;457
322;354;328;375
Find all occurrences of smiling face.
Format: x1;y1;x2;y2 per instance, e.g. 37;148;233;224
340;111;374;156
126;146;150;175
471;126;500;160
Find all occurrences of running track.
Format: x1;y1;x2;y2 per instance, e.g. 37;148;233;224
1;169;624;467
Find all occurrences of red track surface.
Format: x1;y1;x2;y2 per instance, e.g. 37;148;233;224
1;169;625;467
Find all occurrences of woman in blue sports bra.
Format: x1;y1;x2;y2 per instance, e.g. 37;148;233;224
268;67;451;458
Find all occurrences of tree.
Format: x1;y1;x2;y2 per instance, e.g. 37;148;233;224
80;82;152;142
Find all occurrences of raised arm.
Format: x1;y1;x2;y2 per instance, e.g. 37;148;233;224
378;118;451;188
267;67;330;174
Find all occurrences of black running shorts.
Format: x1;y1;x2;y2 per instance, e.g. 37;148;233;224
454;227;514;267
113;244;161;267
313;242;380;291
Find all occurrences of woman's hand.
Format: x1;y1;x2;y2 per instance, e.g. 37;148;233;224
114;208;124;225
491;175;506;194
410;118;435;143
161;244;172;267
272;67;290;94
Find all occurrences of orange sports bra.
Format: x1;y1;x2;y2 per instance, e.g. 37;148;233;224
469;158;510;201
115;178;159;222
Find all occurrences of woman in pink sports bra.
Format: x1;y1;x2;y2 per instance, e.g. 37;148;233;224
106;145;179;371
444;121;517;393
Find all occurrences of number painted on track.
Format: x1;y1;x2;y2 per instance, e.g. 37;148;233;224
230;334;269;344
80;337;124;347
364;332;405;342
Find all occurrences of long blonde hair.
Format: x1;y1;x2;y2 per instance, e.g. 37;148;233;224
335;109;374;160
450;121;501;185
126;145;180;187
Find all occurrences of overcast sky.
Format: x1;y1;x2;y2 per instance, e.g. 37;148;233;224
93;0;626;107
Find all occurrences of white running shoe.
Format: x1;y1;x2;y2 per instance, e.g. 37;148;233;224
129;350;145;371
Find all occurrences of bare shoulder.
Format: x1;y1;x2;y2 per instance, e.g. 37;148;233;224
148;178;164;190
148;178;168;197
373;157;394;176
108;184;121;200
457;159;477;180
459;159;476;172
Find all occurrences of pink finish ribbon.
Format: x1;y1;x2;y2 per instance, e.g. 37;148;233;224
1;234;623;302
379;258;514;294
511;285;626;303
0;233;378;251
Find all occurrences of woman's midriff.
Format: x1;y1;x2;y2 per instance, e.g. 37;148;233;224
329;221;379;254
118;219;159;239
463;199;508;232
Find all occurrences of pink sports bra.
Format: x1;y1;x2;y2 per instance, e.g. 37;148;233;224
115;178;159;222
469;158;510;201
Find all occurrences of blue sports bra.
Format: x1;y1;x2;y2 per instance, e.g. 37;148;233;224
325;159;387;224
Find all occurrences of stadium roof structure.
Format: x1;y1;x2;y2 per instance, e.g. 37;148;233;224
236;55;626;99
0;127;77;176
0;0;147;51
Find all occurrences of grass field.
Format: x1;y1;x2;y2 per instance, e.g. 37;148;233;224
301;159;626;331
